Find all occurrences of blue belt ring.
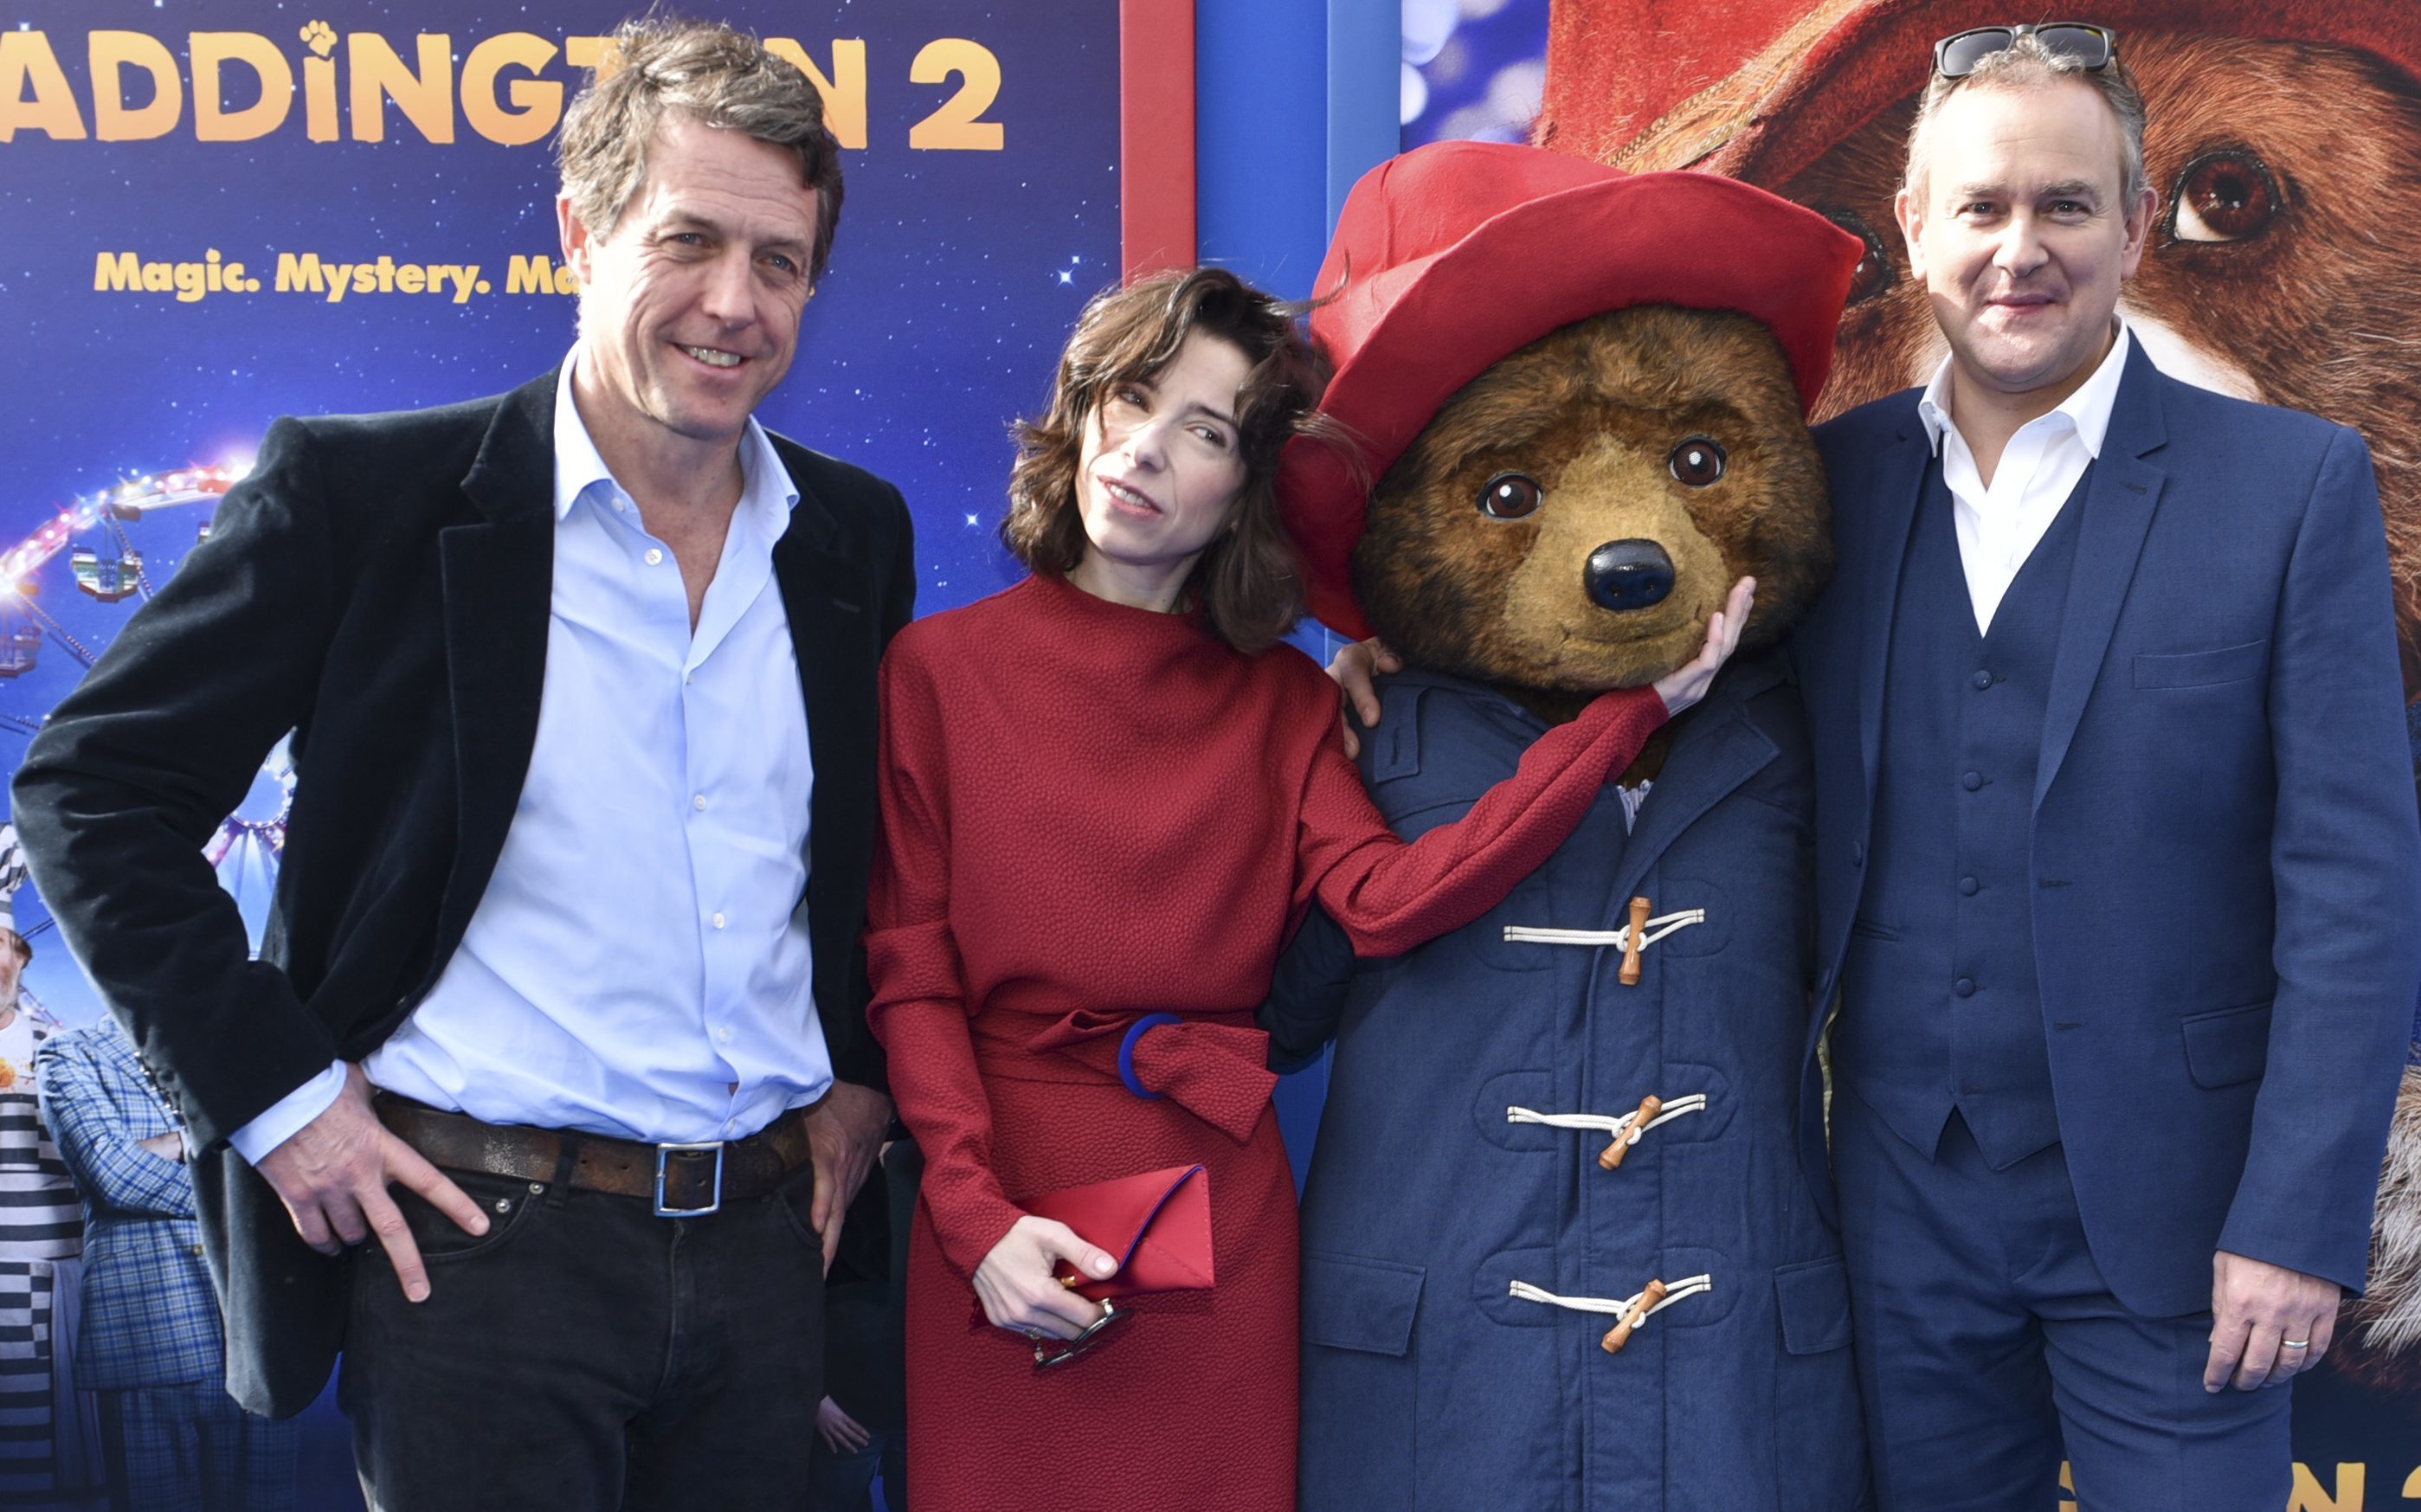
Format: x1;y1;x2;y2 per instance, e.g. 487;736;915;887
1118;1013;1183;1099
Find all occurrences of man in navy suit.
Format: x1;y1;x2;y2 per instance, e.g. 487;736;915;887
1790;24;2421;1509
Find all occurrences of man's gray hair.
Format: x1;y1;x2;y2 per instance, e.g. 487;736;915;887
1903;34;2148;209
557;16;845;285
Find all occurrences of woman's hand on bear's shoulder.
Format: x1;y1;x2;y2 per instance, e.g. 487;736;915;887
972;1214;1118;1341
1648;576;1755;717
1326;638;1407;760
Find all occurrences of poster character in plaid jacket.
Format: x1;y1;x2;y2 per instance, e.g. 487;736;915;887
39;1019;296;1511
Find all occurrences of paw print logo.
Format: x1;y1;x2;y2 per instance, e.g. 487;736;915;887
299;21;337;57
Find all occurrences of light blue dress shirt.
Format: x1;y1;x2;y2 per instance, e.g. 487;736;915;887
230;354;827;1158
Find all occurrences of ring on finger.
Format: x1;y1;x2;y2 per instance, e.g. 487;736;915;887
2281;1337;2310;1350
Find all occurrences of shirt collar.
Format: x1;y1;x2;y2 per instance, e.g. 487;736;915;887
1916;317;2133;460
551;348;801;537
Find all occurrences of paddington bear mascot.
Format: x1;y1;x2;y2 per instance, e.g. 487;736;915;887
1261;142;1873;1510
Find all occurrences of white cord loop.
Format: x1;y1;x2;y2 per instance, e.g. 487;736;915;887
1509;1273;1714;1354
1501;911;1705;949
1506;1094;1708;1169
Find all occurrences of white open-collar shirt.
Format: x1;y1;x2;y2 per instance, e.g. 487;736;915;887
233;353;827;1158
1916;320;2134;634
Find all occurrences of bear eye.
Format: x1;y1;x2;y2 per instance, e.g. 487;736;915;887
1819;207;1896;305
1668;437;1726;487
1478;472;1542;520
2167;149;2281;245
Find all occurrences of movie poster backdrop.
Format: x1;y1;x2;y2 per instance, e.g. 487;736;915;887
1405;0;2421;1502
1;0;1124;1000
2;3;1122;1501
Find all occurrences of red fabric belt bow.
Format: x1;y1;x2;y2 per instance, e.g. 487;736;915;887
974;1007;1277;1145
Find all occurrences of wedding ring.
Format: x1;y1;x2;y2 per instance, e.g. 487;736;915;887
2281;1338;2310;1349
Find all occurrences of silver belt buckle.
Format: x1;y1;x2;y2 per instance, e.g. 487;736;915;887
654;1141;725;1217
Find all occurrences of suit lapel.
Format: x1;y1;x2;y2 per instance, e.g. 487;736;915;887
428;372;557;971
1607;657;1784;904
2034;344;2168;809
1855;419;1934;813
769;478;872;877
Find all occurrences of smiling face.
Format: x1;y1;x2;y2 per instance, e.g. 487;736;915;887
1783;33;2421;706
1066;330;1252;611
1896;76;2154;415
559;112;820;468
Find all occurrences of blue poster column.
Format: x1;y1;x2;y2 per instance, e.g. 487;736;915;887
1196;0;1399;1189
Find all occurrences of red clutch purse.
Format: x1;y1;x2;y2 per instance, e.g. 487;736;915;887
1021;1163;1214;1303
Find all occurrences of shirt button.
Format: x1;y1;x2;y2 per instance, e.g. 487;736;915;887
1961;771;1984;791
692;794;708;811
644;548;665;566
1954;977;1976;997
711;912;727;930
717;1028;732;1045
1972;670;1993;690
1959;876;1980;896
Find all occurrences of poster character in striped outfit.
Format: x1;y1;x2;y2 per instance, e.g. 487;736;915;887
0;824;100;1499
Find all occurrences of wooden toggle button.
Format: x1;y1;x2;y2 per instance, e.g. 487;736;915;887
1599;1094;1664;1170
1618;896;1652;985
1600;1277;1667;1354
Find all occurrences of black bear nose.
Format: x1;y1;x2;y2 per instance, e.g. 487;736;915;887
1585;539;1676;613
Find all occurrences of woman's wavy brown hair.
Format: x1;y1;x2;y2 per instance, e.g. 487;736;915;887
1001;267;1335;653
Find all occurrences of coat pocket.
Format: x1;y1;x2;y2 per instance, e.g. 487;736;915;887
1303;1249;1422;1354
1774;1255;1853;1355
2133;639;2267;690
1771;1256;1872;1511
1300;1251;1424;1511
2182;1000;2273;1089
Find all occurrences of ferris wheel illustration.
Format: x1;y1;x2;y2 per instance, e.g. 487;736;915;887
0;464;239;685
0;460;289;956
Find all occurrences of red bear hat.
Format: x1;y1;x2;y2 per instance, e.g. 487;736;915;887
1278;140;1863;641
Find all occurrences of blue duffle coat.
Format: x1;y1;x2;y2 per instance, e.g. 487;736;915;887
1264;653;1873;1512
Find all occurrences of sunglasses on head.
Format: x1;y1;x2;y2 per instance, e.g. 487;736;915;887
1932;23;2118;80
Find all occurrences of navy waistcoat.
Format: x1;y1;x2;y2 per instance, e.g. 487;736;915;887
1836;460;2086;1168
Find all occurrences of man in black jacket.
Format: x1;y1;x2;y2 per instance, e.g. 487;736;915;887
10;18;916;1510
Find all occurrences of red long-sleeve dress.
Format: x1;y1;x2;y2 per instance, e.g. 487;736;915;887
866;574;1664;1511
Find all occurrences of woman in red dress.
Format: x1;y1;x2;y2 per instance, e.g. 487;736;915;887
867;268;1749;1511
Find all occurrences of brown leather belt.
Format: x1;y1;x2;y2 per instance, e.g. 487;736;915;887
374;1094;815;1217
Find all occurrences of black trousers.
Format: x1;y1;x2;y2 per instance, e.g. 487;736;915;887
341;1161;825;1512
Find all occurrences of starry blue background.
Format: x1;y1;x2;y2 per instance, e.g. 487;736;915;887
1;0;1120;1024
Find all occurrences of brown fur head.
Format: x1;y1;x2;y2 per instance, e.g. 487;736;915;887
1778;31;2421;705
1349;305;1831;698
2334;1065;2421;1403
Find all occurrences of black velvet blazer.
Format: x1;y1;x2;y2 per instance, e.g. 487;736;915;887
12;368;917;1415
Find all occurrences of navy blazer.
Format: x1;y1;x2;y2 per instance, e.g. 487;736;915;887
1792;342;2421;1318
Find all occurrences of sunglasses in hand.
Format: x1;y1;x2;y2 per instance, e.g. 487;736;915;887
1033;1299;1130;1370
